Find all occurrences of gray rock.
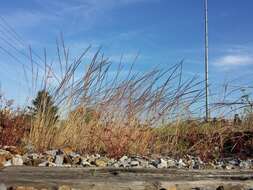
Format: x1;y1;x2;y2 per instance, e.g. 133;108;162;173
81;160;92;167
55;155;64;166
130;160;139;167
226;164;235;170
11;155;23;166
119;161;130;168
178;159;187;168
190;159;199;169
3;160;12;167
119;155;128;162
167;159;177;168
45;149;58;157
150;159;160;168
228;159;240;166
157;158;167;168
38;161;57;167
239;160;252;169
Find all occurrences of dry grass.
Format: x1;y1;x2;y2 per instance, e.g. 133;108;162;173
0;40;252;160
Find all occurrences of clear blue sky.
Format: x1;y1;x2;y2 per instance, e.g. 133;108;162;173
0;0;253;108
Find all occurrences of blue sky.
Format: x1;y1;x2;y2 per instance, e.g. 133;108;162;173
0;0;253;109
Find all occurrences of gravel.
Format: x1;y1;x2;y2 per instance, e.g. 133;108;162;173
0;146;252;170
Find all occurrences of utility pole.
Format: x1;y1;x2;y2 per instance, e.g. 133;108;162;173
204;0;210;121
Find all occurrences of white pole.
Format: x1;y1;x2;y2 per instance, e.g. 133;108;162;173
204;0;210;121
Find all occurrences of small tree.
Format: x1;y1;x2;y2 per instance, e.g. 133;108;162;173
29;90;59;124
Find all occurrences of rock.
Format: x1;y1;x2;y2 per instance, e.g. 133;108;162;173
150;159;160;168
139;160;149;168
226;164;235;170
112;162;120;168
81;160;92;167
55;155;64;166
130;160;139;167
69;152;81;158
29;153;40;160
45;149;58;157
38;161;48;167
63;164;72;167
147;164;156;168
158;158;167;168
239;160;252;169
72;156;81;165
119;155;128;162
40;161;57;167
118;160;130;168
12;155;23;166
4;160;12;167
228;159;240;166
167;159;177;168
190;159;199;169
178;159;187;168
46;155;55;162
95;159;108;167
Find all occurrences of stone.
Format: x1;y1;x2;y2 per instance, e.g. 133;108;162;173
150;159;160;168
130;160;139;167
38;161;56;167
12;155;23;166
118;160;130;168
3;160;12;167
239;160;252;169
72;156;81;165
225;164;235;170
158;158;167;168
55;155;64;166
190;159;199;169
45;149;58;157
95;159;108;167
228;159;240;166
147;164;156;168
81;160;92;167
178;159;187;168
32;158;45;166
119;155;128;162
167;159;177;168
63;164;72;167
138;160;149;168
46;155;55;162
29;153;40;160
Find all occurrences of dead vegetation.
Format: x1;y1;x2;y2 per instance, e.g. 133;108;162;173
0;40;252;160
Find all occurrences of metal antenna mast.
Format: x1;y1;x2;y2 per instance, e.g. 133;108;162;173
204;0;210;121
